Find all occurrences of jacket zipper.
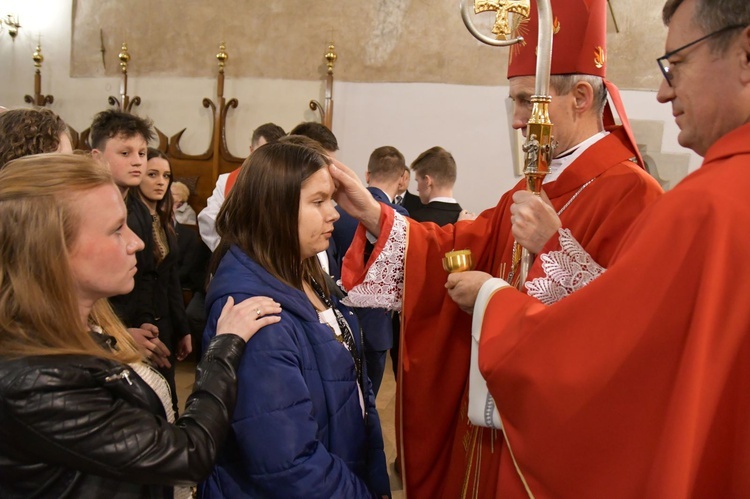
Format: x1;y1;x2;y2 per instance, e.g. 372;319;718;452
105;369;133;386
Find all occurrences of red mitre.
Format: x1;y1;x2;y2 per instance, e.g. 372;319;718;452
507;0;644;167
507;0;607;78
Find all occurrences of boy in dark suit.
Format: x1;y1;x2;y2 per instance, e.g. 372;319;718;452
332;146;408;395
410;146;463;226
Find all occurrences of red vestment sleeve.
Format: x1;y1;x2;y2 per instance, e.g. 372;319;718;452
479;145;750;497
342;202;395;289
396;208;511;497
342;127;664;498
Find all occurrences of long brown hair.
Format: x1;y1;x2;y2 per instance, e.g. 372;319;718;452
143;147;175;235
213;137;331;291
0;153;140;362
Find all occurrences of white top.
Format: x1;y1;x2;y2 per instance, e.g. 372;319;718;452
174;202;197;225
197;173;229;251
316;251;330;274
318;308;365;417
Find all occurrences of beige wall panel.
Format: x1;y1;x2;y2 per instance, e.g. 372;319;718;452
71;0;668;89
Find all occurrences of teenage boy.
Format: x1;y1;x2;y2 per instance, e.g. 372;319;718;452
90;110;171;369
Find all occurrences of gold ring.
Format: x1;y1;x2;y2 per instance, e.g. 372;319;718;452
256;308;261;317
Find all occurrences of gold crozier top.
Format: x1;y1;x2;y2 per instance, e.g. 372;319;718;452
473;0;530;39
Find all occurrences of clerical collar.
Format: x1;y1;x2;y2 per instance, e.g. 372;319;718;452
543;131;609;185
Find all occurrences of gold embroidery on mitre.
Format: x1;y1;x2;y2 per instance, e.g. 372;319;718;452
594;46;606;68
529;16;560;59
508;14;530;63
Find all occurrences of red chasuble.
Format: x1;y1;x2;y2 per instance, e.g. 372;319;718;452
343;126;663;498
480;123;750;498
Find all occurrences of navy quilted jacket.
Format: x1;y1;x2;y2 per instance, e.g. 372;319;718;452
199;246;390;498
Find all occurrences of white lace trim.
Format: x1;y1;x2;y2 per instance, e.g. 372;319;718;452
341;212;407;312
524;228;606;305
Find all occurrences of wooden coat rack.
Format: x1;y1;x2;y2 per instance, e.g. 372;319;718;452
24;39;336;214
154;42;244;213
24;44;54;107
309;41;337;130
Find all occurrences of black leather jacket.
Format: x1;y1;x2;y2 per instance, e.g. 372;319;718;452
0;334;245;498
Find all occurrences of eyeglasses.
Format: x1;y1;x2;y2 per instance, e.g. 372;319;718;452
657;24;745;87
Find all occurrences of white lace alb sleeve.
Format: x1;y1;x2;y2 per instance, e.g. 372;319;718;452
198;173;228;252
341;212;408;312
524;228;606;305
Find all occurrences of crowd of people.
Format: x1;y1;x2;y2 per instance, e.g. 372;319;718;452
1;0;750;497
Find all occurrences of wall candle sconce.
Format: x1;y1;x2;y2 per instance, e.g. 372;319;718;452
24;43;54;107
108;42;141;113
3;14;21;39
309;41;337;130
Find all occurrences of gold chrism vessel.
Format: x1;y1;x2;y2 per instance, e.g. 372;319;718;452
443;249;474;274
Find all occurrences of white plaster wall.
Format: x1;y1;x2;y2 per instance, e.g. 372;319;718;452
0;0;702;214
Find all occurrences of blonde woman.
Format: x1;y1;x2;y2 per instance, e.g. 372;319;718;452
0;153;281;497
171;180;197;225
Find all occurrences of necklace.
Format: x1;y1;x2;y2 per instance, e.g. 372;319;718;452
309;276;365;400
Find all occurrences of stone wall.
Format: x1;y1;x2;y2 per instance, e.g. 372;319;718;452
71;0;668;89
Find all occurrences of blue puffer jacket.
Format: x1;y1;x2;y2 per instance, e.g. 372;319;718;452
199;246;390;498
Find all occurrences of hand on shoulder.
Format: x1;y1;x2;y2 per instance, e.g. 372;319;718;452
216;296;282;343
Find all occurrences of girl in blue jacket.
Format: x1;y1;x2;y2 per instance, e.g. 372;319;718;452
200;137;390;498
